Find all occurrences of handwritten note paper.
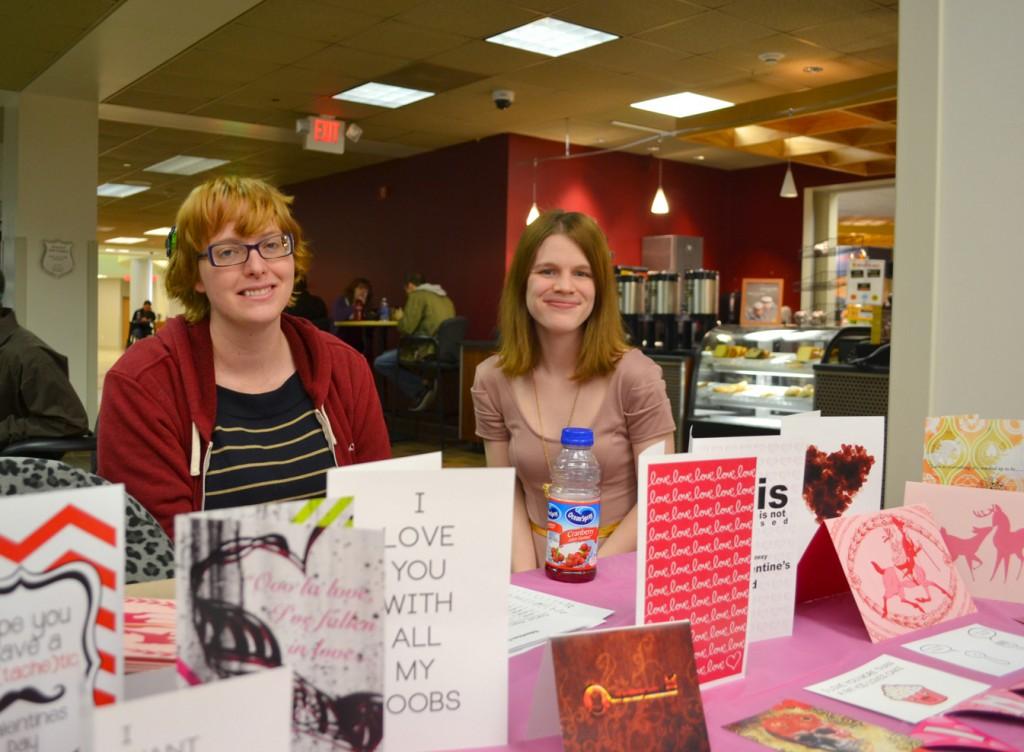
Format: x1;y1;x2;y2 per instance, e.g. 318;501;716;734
637;455;757;686
335;467;514;752
0;485;124;752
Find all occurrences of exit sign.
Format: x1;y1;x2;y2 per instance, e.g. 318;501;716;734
301;116;346;155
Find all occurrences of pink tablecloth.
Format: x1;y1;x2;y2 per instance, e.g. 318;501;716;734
478;552;1024;751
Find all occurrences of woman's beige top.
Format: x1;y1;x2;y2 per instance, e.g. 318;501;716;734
472;348;676;563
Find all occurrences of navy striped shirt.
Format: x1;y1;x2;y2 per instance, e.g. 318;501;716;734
204;373;335;510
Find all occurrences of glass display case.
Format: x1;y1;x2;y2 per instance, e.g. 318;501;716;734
687;325;837;438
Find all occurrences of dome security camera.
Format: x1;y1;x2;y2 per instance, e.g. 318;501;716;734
492;89;515;110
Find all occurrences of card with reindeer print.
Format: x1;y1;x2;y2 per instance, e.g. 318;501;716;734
906;481;1024;604
823;504;976;642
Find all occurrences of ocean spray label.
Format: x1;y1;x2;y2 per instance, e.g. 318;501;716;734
545;495;600;572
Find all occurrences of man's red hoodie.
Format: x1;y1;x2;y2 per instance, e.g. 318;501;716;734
98;314;390;538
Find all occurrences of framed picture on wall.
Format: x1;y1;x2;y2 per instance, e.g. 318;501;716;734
740;278;784;326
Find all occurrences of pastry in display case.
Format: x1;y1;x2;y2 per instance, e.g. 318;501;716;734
687;325;837;438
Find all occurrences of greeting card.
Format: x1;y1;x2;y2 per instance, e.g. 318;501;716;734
176;506;385;752
781;415;886;522
637;454;757;685
92;667;292;750
902;623;1024;677
0;485;124;752
924;416;1024;491
331;466;515;752
948;688;1024;722
726;698;920;751
824;504;976;642
912;715;1018;751
689;436;808;642
529;622;709;752
906;482;1024;603
124;597;175;673
805;655;990;724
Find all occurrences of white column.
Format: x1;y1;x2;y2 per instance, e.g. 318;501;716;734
887;0;1024;503
130;256;153;310
1;92;98;421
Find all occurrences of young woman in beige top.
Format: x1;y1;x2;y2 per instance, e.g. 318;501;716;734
472;210;676;572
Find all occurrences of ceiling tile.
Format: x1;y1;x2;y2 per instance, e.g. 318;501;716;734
719;0;880;33
128;71;244;99
637;10;777;56
342;20;468;58
292;44;410;79
645;54;753;91
188;102;301;128
558;0;704;36
706;32;840;70
0;45;63;90
105;89;219;114
427;40;545;76
234;0;381;42
569;37;692;77
794;7;898;53
307;0;423;18
397;0;540;38
157;49;283;85
195;24;331;66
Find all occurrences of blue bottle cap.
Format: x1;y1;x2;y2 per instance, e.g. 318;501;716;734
561;427;594;447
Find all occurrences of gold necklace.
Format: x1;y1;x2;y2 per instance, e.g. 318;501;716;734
532;371;582;481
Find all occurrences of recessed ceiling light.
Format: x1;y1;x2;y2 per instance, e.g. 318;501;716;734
97;183;150;198
105;237;147;244
758;52;785;64
97;225;115;232
332;82;434;109
486;17;617;57
630;92;734;119
695;155;706;161
144;155;230;175
144;226;173;236
804;65;825;74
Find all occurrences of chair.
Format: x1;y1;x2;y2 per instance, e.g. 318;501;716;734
398;316;468;448
1;433;98;472
0;457;174;584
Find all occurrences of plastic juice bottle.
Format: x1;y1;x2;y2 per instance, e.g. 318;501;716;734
545;427;601;583
378;297;390;321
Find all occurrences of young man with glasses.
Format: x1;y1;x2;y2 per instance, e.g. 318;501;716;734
98;176;390;539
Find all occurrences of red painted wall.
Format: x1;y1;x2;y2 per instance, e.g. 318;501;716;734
285;136;508;340
287;133;877;340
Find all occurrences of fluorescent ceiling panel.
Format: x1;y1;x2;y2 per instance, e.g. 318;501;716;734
333;82;434;109
97;183;150;198
144;226;173;236
631;92;734;118
486;17;617;57
144;155;230;175
105;237;147;244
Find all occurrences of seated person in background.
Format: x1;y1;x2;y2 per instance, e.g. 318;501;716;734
0;269;90;448
286;278;330;331
471;210;675;572
332;277;375;324
99;176;391;539
373;272;455;412
129;300;157;341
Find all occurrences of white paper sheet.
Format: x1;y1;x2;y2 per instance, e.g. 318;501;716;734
901;623;1024;676
508;585;613;655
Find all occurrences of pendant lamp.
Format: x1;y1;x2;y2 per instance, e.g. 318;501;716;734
651;156;669;214
780;163;798;198
526;158;540;225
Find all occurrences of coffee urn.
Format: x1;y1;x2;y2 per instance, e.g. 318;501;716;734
615;269;646;345
684;269;720;348
646;271;681;351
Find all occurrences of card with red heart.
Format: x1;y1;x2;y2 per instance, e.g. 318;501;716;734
175;506;385;752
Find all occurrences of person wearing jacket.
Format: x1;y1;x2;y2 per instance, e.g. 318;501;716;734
99;176;390;538
373;272;455;412
1;269;90;448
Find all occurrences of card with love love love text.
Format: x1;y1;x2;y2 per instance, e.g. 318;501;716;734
637;453;757;686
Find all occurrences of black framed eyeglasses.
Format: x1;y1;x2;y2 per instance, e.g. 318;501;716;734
198;233;295;267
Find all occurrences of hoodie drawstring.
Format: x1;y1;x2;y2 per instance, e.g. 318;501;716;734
190;422;201;476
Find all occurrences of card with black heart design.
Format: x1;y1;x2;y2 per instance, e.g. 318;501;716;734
176;505;386;752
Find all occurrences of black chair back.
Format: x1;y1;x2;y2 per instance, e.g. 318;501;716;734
434;316;468;366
